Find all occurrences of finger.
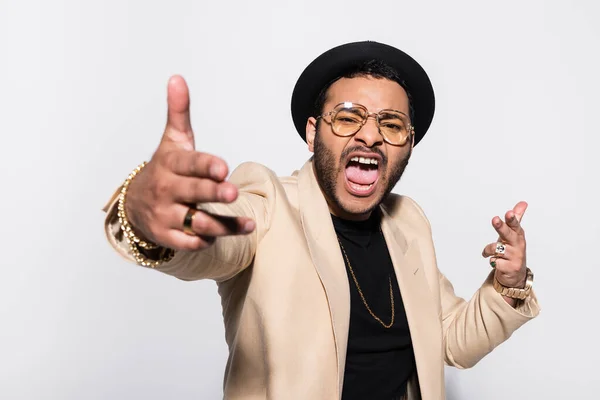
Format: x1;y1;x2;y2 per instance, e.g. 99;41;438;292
189;209;256;237
504;210;524;236
167;150;229;181
162;75;195;150
164;174;238;204
491;216;517;244
170;206;255;236
512;201;528;222
490;257;511;273
163;229;216;251
482;241;515;258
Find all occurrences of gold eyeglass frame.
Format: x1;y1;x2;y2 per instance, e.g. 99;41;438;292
316;102;415;146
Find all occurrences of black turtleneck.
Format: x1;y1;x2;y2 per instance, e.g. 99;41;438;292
332;211;415;400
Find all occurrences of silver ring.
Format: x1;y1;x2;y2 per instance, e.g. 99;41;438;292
494;242;506;256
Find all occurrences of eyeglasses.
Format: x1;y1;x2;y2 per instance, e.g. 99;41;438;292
316;102;414;146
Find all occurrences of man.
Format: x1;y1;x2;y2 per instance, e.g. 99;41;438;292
103;41;540;399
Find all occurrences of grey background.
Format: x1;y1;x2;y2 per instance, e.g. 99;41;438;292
1;0;598;398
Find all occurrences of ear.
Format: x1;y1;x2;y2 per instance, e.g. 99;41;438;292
306;117;317;152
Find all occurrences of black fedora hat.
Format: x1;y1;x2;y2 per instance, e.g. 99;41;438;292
291;40;435;146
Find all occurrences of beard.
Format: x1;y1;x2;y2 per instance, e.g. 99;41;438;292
313;130;411;217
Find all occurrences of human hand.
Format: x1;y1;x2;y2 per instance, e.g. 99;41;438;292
123;75;255;251
481;201;528;289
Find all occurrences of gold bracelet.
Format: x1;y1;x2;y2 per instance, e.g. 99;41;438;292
128;242;175;269
117;162;158;250
117;162;175;268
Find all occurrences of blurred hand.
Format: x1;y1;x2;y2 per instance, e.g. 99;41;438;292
124;75;255;251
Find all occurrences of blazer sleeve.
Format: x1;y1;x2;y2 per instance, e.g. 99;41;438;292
102;162;277;282
402;196;541;369
439;269;540;369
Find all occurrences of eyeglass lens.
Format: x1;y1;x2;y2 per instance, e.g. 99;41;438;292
331;106;409;144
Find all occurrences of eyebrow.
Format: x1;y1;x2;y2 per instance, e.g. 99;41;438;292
379;109;409;117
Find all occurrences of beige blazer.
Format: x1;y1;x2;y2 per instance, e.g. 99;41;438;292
103;159;540;400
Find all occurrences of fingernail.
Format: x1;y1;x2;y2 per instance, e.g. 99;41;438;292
244;221;255;232
210;163;223;179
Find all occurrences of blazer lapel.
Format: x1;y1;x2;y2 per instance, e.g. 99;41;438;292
297;160;351;397
297;160;441;398
380;207;442;399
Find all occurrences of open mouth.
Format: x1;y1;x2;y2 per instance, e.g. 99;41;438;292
344;155;380;197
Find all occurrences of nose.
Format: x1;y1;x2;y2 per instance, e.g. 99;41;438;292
352;115;383;148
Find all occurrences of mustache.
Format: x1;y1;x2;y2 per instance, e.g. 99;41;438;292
340;146;387;166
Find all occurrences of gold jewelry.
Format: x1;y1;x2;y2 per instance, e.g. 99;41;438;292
118;162;158;250
118;162;174;268
337;239;395;329
493;268;534;300
182;207;198;235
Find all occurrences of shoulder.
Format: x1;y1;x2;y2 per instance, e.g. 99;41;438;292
228;161;279;185
228;161;299;198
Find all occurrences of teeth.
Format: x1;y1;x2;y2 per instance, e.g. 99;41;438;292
349;182;374;192
350;156;378;165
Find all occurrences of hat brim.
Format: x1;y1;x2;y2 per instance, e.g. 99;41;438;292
291;41;435;147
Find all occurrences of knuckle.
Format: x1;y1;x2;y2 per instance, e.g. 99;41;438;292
154;179;171;198
161;150;177;170
188;154;200;176
191;153;208;176
188;179;214;201
188;179;207;201
212;182;223;199
154;209;174;233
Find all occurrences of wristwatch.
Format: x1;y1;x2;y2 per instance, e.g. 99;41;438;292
493;268;534;300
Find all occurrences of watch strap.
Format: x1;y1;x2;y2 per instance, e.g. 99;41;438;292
493;268;534;300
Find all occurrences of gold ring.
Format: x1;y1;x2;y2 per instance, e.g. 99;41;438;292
183;207;197;235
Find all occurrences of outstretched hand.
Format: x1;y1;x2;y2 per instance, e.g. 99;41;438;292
124;75;255;251
481;201;528;289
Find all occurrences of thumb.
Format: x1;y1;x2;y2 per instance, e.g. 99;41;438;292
162;75;195;150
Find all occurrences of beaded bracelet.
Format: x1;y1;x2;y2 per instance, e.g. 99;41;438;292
117;162;174;268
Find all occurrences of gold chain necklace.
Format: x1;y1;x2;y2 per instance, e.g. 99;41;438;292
337;238;395;329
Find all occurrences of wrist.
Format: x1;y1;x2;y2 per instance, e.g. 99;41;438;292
118;162;175;268
495;268;527;289
493;267;534;302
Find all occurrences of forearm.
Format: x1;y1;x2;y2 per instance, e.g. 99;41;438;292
441;271;540;369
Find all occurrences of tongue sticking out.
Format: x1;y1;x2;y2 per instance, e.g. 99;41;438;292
345;163;379;185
